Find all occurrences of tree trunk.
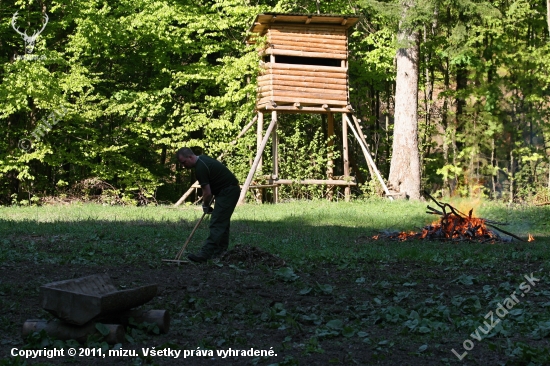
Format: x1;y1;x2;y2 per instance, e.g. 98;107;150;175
388;0;421;200
509;150;514;203
547;0;550;38
491;135;498;200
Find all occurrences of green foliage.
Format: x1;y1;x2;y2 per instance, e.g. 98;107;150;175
1;0;550;203
504;341;550;364
1;0;266;204
428;0;550;200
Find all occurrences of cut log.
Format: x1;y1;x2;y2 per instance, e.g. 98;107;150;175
270;23;348;30
260;91;347;102
258;75;347;86
269;27;346;38
262;89;347;98
40;274;157;325
98;309;170;334
267;36;346;48
258;85;347;94
268;42;347;53
245;184;279;188
268;31;347;41
261;15;352;28
269;44;347;54
267;16;350;26
263;48;347;60
259;69;348;82
272;179;355;185
264;62;347;73
257;80;347;90
257;105;351;113
268;38;347;50
258;96;348;107
22;320;125;344
268;35;346;46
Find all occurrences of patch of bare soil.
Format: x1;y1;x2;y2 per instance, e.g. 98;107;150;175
0;258;548;365
220;245;286;268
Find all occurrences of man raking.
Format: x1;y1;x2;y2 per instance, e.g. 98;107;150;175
176;147;240;262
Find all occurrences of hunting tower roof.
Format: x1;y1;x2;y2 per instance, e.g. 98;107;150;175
246;13;360;44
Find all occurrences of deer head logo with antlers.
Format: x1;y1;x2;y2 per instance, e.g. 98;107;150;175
11;11;49;54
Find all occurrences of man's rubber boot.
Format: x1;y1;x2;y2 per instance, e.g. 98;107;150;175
187;253;208;263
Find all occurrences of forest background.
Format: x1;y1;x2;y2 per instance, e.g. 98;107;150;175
1;0;550;205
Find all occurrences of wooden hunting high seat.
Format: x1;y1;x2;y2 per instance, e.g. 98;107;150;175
173;13;393;206
247;13;358;113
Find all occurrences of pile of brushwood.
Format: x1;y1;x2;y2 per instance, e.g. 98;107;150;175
374;192;528;243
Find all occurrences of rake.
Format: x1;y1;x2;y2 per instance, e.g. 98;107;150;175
162;211;207;265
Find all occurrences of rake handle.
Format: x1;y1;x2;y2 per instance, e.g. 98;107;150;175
175;212;207;260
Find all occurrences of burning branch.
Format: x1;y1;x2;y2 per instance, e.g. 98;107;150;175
424;191;527;243
373;192;532;243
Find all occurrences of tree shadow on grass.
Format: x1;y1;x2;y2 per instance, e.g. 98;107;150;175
0;204;547;266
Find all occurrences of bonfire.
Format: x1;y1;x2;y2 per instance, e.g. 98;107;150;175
374;192;534;243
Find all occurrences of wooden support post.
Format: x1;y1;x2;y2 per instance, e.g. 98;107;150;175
257;112;263;173
256;112;264;203
270;54;276;104
327;113;335;200
174;115;257;206
271;111;279;203
270;179;356;185
238;116;278;205
344;114;393;200
350;114;375;179
342;113;350;201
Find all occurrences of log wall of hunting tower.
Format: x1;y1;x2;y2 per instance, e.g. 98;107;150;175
247;13;359;113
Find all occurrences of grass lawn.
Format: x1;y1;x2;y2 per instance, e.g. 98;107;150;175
0;199;549;365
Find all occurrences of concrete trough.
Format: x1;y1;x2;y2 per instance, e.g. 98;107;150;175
40;274;157;325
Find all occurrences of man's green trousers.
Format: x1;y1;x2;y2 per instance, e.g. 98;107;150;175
200;185;240;258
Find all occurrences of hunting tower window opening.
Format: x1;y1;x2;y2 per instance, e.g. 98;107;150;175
269;55;340;67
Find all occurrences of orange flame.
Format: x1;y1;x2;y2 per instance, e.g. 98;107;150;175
528;234;535;242
378;212;502;242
